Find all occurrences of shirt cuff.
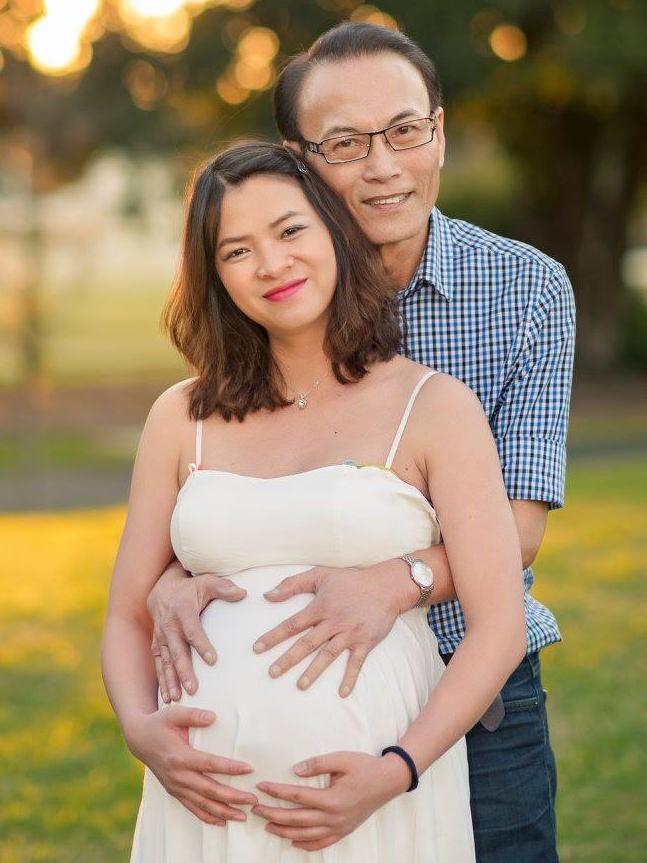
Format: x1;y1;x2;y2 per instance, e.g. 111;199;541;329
496;435;567;511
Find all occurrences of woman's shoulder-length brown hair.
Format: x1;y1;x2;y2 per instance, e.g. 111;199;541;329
163;141;401;422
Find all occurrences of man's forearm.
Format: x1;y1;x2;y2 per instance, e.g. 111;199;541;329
371;543;457;614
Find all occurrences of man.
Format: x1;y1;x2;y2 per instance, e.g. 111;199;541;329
127;22;574;862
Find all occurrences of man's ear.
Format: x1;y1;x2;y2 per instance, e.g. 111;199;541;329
282;140;301;156
434;108;446;170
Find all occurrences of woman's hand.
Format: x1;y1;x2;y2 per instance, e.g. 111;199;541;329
251;751;410;851
124;705;258;826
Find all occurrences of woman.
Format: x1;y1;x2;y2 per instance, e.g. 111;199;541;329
102;142;526;862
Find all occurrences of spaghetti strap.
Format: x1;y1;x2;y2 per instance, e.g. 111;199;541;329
189;419;203;472
385;370;438;469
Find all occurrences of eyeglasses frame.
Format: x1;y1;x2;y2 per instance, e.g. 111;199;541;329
302;114;438;164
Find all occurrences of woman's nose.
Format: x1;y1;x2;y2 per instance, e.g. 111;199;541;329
256;249;294;279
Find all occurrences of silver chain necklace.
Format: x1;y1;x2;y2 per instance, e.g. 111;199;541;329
287;371;329;410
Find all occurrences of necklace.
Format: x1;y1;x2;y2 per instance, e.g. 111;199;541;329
286;370;329;410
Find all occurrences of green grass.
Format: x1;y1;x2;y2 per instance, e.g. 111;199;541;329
0;459;645;862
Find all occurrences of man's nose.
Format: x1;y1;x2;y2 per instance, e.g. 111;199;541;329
362;133;403;182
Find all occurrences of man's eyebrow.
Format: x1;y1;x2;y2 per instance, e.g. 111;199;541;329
218;211;304;250
320;109;425;140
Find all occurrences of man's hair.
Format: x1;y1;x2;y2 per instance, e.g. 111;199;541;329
273;22;443;143
163;141;401;422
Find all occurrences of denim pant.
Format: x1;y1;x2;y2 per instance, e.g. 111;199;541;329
465;651;559;863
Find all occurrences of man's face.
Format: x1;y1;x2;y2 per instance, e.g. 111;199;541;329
293;51;445;249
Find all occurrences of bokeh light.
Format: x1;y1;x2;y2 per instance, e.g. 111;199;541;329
489;24;527;62
123;0;186;14
27;16;82;74
350;4;397;29
24;0;98;74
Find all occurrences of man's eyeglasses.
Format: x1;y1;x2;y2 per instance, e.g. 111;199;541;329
303;115;438;165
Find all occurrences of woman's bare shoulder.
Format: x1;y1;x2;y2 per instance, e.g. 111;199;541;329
409;369;488;437
142;377;198;439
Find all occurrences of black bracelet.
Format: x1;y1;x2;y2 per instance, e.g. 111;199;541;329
381;745;419;792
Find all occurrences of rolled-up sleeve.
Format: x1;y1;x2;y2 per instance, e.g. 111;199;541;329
493;264;576;510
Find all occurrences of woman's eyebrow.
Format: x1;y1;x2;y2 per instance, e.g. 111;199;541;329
218;211;305;250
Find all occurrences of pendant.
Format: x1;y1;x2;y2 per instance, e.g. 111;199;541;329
297;396;307;409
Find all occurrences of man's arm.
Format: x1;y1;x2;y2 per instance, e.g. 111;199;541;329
151;262;574;700
150;498;548;702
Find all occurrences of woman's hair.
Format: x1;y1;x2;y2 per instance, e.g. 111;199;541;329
273;22;443;144
163;141;401;422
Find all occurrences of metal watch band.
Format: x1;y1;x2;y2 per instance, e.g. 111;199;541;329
400;554;434;608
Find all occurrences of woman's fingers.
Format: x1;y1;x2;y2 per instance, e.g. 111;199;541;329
252;804;325;827
182;787;247;822
267;823;332;842
185;748;255;780
179;795;226;826
255;780;331;809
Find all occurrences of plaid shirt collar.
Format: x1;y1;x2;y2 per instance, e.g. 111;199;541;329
404;207;454;302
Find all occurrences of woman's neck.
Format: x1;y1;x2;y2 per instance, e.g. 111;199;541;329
269;330;332;395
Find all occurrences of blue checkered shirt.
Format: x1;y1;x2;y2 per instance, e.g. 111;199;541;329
397;208;576;655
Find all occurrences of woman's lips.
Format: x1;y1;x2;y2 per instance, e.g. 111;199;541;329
263;278;307;302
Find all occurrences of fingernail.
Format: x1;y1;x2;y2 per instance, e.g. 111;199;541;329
205;651;216;665
239;763;253;772
297;676;310;690
200;710;216;722
263;589;277;596
340;686;350;698
171;688;180;700
233;813;246;822
161;691;169;703
183;680;195;694
253;642;266;653
269;664;281;678
294;763;307;775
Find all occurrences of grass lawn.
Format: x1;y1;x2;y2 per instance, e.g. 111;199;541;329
0;457;645;862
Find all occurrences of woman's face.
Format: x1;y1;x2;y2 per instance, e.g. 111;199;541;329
215;174;338;339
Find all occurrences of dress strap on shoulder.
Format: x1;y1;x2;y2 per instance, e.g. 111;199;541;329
189;419;203;473
385;370;438;469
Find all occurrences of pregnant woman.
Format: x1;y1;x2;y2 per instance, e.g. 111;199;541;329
102;142;526;862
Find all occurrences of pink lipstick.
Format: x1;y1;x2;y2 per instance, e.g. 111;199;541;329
263;278;307;302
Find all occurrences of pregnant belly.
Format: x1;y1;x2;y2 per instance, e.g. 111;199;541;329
174;565;439;801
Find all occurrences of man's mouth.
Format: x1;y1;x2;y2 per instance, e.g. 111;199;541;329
364;192;412;208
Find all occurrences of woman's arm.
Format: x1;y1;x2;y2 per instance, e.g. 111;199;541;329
391;372;527;768
252;373;527;849
101;382;258;824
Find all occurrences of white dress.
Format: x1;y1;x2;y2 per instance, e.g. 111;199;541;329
130;370;475;862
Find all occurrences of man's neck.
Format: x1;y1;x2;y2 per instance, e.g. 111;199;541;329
378;229;429;294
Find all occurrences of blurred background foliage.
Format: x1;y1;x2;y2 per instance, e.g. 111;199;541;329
0;2;646;861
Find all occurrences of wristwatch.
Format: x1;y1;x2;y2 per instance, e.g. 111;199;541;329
399;553;434;608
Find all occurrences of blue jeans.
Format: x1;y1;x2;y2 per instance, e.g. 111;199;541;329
465;651;558;863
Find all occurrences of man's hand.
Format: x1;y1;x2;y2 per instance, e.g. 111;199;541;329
124;705;258;825
147;562;247;702
252;565;407;698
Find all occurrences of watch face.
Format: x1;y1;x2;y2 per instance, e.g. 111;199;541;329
411;560;433;588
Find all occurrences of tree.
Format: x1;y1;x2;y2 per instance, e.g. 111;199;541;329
2;0;646;375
